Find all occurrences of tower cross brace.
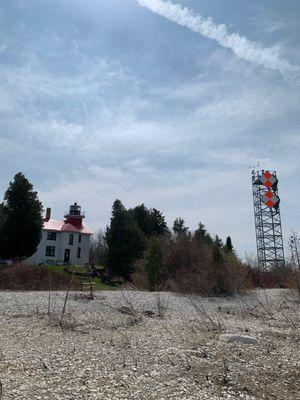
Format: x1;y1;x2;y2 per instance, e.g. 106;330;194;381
252;170;285;270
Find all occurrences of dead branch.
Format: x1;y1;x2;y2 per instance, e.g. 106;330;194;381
188;296;223;332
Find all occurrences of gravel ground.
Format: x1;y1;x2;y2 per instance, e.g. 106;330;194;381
0;289;299;400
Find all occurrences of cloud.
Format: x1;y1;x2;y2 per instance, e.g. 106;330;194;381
15;0;26;10
0;43;7;54
136;0;300;77
38;160;258;255
0;1;299;256
0;58;131;104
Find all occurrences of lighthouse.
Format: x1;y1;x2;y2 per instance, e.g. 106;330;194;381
25;201;92;266
64;202;85;229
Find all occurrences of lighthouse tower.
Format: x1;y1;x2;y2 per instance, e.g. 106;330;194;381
64;202;85;229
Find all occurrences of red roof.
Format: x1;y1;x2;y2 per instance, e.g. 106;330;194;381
44;219;93;235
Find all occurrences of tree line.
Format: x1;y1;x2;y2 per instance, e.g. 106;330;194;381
90;199;246;295
1;172;298;295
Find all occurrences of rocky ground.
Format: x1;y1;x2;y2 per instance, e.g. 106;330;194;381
0;289;299;400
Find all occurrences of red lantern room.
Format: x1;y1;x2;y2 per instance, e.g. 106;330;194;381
64;202;85;229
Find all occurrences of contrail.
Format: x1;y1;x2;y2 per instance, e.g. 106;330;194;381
136;0;299;77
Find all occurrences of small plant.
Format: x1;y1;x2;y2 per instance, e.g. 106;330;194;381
222;357;230;385
155;291;169;318
188;296;223;332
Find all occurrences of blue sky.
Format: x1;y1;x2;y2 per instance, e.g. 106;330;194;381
0;0;299;257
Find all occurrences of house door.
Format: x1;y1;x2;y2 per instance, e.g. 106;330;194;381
64;249;70;263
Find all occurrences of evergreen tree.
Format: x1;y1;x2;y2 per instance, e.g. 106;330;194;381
212;244;224;265
194;222;206;239
145;237;166;290
148;208;169;236
172;218;190;238
214;235;223;248
129;204;169;237
225;236;234;252
0;172;43;261
212;243;225;294
0;203;7;228
106;200;146;279
130;204;150;236
194;222;213;244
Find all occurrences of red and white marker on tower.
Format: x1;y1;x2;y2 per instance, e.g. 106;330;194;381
261;190;280;208
259;171;278;188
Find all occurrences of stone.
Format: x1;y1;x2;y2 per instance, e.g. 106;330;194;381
220;334;258;345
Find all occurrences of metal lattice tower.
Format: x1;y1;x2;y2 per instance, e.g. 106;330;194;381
252;170;285;270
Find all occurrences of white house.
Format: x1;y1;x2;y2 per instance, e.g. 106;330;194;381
26;203;93;266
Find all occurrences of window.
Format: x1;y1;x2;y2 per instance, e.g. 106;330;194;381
47;231;57;241
78;234;82;243
77;247;81;259
69;234;74;245
45;246;55;257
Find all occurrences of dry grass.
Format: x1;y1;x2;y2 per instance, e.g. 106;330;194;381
0;265;80;291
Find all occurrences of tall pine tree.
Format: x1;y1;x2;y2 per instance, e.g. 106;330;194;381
106;200;146;279
145;237;165;291
0;172;43;261
0;203;7;228
225;236;234;252
129;204;169;237
214;235;223;247
172;218;190;239
194;222;213;244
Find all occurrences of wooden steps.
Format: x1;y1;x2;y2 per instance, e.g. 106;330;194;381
80;271;95;300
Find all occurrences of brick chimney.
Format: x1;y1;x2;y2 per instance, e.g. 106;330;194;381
45;207;51;222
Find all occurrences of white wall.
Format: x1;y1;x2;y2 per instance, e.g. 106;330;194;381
26;230;48;265
25;230;91;266
59;232;90;265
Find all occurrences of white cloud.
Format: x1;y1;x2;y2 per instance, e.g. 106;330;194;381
16;0;26;9
0;57;131;103
136;0;300;77
38;163;257;257
0;10;299;257
0;43;7;54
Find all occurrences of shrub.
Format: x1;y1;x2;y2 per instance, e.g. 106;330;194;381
248;265;293;289
146;235;250;296
0;265;80;291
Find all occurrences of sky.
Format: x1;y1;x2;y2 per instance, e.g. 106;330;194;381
0;0;299;257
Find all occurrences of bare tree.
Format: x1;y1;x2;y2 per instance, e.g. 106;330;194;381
289;230;300;300
289;230;300;271
89;229;107;265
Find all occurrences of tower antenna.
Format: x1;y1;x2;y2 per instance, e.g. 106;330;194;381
252;169;285;270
